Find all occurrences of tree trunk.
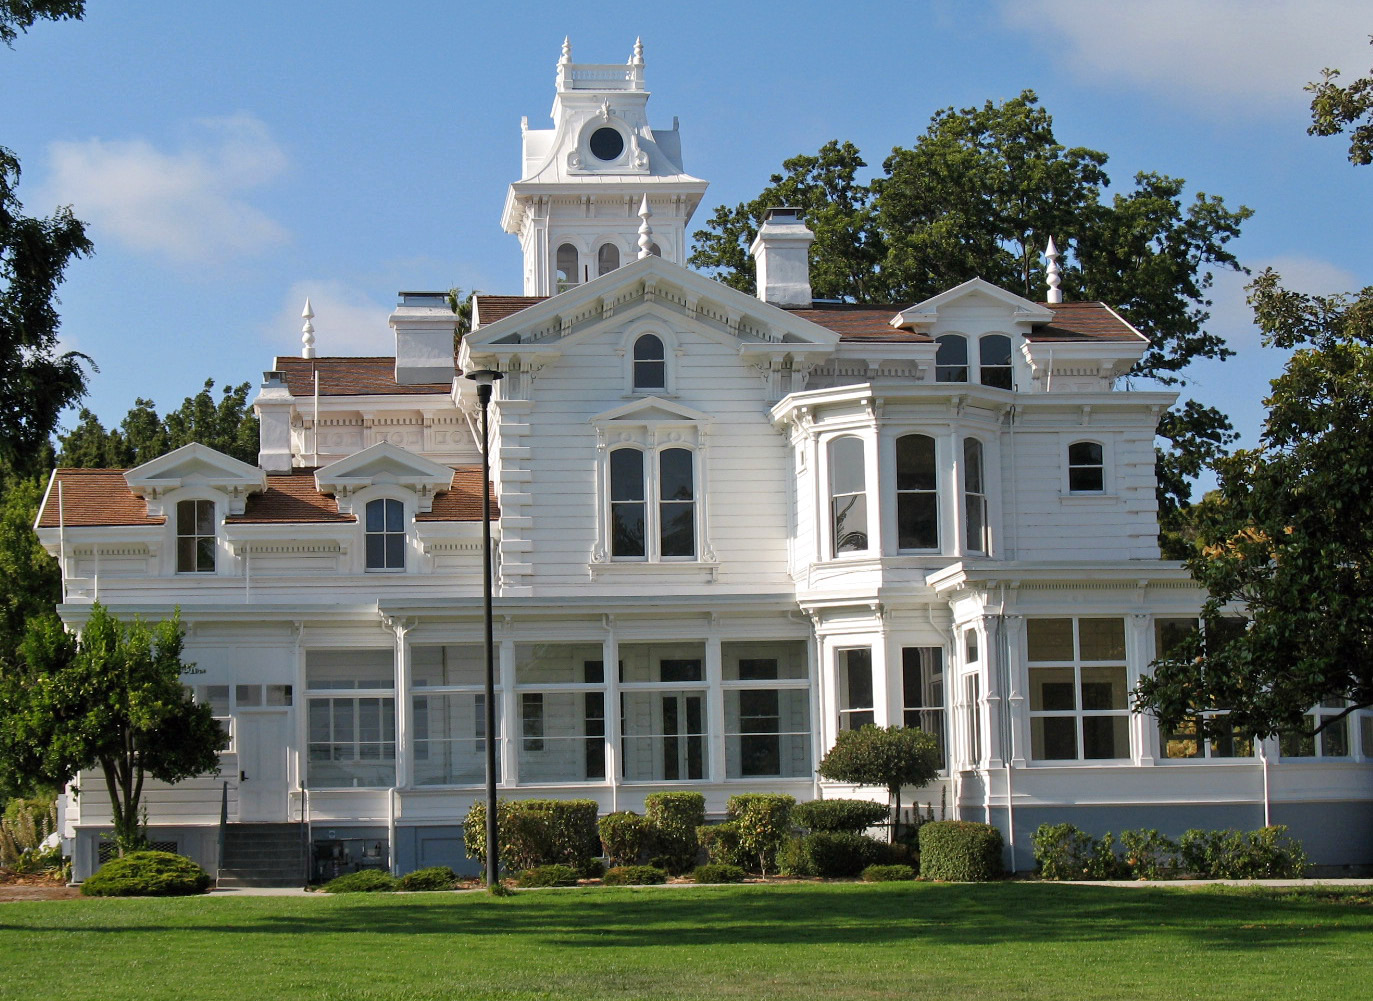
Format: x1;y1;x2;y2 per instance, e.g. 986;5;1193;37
891;787;902;845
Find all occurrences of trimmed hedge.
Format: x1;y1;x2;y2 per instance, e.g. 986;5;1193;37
516;864;580;888
464;798;601;873
692;863;747;884
598;811;652;867
918;821;1004;882
698;822;748;868
1032;823;1306;880
726;793;794;875
81;851;212;897
792;799;890;835
321;869;399;893
779;832;887;878
399;866;457;891
603;864;668;886
862;864;915;882
643;792;705;874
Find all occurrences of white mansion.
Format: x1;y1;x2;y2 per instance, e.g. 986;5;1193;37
39;42;1372;881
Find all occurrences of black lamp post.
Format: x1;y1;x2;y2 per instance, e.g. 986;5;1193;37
465;367;503;890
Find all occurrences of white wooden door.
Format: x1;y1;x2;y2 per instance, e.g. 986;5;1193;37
236;713;290;822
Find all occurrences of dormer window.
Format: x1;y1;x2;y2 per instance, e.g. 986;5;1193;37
176;499;216;573
633;334;665;391
365;498;405;571
556;244;580;291
598;243;621;276
979;334;1013;390
935;334;968;382
1068;441;1105;492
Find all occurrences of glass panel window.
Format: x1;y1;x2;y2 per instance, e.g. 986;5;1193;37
658;448;695;558
902;647;946;768
896;434;938;550
979;334;1013;390
176;499;216;573
1027;618;1131;762
963;438;988;554
633;334;665;391
412;692;500;786
723;640;810;780
837;648;874;731
935;334;968;383
1068;441;1105;492
610;448;646;559
306;650;397;787
365;498;405;571
965;674;983;764
513;644;609;784
1281;700;1354;759
597;243;620;276
829;436;868;555
556;243;579;291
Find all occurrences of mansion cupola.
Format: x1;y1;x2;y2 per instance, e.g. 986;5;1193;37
500;38;710;295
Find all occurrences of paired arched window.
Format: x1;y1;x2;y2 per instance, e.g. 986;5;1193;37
979;334;1013;389
829;436;868;556
365;498;405;571
963;438;988;555
895;434;938;550
556;244;579;291
597;243;621;276
609;446;696;560
176;499;216;573
632;334;665;391
1068;441;1105;492
935;334;968;382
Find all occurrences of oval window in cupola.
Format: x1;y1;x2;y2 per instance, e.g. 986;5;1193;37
590;127;625;161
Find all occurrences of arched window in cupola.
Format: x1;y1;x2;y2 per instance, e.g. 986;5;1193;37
556;244;579;291
632;334;665;391
598;243;621;277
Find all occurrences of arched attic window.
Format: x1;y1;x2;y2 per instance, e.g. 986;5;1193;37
979;334;1013;389
935;334;968;383
365;498;406;571
598;243;621;276
556;244;579;291
633;334;666;391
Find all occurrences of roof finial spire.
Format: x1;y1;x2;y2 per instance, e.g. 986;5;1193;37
560;36;571;64
301;298;316;359
1044;236;1063;304
637;194;655;259
631;37;644;65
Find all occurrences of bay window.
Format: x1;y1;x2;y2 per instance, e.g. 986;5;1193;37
896;434;939;550
902;647;946;768
963;438;988;554
837;647;874;731
829;436;868;556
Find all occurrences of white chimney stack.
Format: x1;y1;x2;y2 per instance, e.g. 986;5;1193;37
749;207;815;308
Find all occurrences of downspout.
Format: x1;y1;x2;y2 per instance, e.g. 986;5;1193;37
924;606;959;821
388;786;398;876
993;595;1018;873
1259;740;1272;828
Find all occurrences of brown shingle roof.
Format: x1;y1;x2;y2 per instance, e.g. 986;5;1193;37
474;295;549;325
37;469;161;527
788;304;925;342
1028;302;1145;342
225;470;351;524
417;466;499;522
273;356;452;397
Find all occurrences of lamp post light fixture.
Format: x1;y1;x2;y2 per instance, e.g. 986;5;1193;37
465;367;503;890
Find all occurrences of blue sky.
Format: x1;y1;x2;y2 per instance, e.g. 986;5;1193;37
3;0;1370;482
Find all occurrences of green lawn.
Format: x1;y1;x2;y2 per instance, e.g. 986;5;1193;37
0;883;1369;1000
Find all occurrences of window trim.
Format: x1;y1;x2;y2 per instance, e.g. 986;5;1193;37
1065;438;1108;495
604;443;701;563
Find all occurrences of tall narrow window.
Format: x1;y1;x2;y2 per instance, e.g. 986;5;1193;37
902;647;946;768
837;648;874;731
555;244;579;291
633;334;665;391
979;334;1013;389
1068;441;1105;492
521;693;545;752
598;243;620;276
176;499;216;573
963;438;988;554
965;675;983;764
935;334;968;382
829;436;868;556
365;498;405;571
658;447;695;558
896;434;938;550
610;448;646;558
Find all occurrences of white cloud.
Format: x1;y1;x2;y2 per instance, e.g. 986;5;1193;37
267;281;394;357
1204;254;1359;347
40;114;290;263
1001;0;1372;111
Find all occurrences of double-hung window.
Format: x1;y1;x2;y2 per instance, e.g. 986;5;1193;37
902;647;946;768
1281;700;1356;759
979;335;1013;389
632;334;666;392
176;499;216;573
1028;618;1131;761
963;438;988;554
837;648;874;731
896;434;939;550
935;334;968;382
1068;441;1105;493
609;446;697;560
829;436;868;556
365;498;405;571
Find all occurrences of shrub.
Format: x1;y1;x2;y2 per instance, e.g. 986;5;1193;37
1241;825;1307;878
399;866;456;891
697;822;748;868
598;811;652;867
0;797;58;872
603;864;667;886
643;792;705;874
1180;826;1306;879
80;851;212;897
918;821;1003;882
792;799;890;835
578;857;606;879
862;864;915;882
815;725;941;842
779;832;886;878
1031;822;1096;880
516;864;581;888
465;799;601;873
1119;829;1179;881
1085;832;1125;880
726;793;794;875
320;869;399;893
692;863;747;884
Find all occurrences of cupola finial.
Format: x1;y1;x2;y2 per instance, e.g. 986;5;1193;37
637;194;655;259
560;37;571;64
301;298;316;359
1044;236;1063;304
631;37;644;65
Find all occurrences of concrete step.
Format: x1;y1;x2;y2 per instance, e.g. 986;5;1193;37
217;870;306;888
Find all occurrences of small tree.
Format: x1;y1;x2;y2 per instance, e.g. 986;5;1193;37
816;725;940;843
0;604;224;854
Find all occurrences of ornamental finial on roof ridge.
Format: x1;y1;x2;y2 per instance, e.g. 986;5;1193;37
560;37;571;64
301;298;316;359
1044;237;1063;305
637;194;654;259
631;37;644;65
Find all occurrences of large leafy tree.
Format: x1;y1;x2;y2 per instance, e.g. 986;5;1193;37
0;0;82;47
1307;36;1373;165
57;379;260;468
691;92;1247;526
815;725;940;843
0;605;225;852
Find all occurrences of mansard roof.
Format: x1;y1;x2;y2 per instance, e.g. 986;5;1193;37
273;356;452;397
